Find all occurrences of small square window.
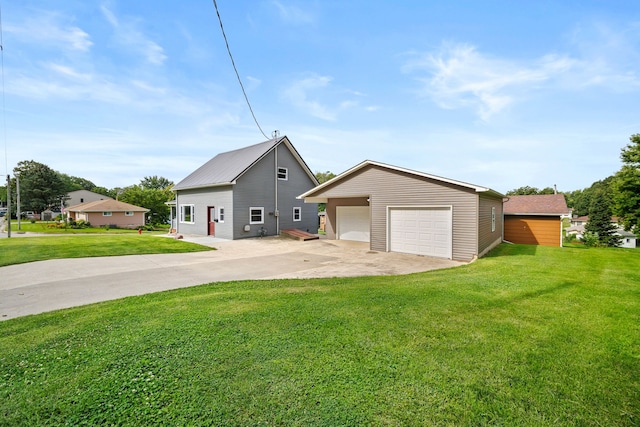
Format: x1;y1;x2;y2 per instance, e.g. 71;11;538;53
250;207;264;224
277;167;288;180
293;207;301;222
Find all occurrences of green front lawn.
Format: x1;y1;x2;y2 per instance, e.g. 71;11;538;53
0;235;213;267
1;244;639;426
4;220;168;234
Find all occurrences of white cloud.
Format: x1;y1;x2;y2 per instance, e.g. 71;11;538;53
270;1;314;25
100;4;167;66
283;74;375;121
404;43;576;120
5;11;92;52
283;75;338;121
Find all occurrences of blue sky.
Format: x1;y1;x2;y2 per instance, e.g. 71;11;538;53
1;1;639;193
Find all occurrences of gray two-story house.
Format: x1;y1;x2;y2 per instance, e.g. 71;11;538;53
172;136;319;239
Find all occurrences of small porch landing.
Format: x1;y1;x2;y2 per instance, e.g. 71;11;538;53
281;229;320;241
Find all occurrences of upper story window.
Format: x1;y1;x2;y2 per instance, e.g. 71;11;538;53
277;167;288;180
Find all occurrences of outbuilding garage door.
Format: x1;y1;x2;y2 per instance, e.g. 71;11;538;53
504;215;561;247
336;206;370;242
389;207;452;259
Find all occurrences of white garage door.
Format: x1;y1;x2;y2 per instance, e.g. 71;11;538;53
389;207;452;259
336;206;370;242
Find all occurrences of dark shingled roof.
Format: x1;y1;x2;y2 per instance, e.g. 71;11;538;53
504;194;570;216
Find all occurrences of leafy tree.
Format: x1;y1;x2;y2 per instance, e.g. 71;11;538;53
119;176;174;225
140;175;173;190
315;171;336;184
612;133;640;233
506;186;556;196
585;189;620;247
314;171;336;212
13;160;67;212
59;173;96;192
565;177;614;217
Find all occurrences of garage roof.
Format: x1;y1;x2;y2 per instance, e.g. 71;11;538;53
504;194;570;216
298;160;504;201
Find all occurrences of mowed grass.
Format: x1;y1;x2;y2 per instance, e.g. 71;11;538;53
1;244;639;426
0;235;213;267
4;221;165;234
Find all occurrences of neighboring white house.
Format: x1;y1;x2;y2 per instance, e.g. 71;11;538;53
566;216;637;248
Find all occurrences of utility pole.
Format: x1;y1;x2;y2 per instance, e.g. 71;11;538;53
6;174;11;238
16;174;21;230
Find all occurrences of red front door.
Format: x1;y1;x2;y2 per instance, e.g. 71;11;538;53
208;206;215;236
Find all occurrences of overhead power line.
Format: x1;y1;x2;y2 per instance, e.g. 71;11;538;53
211;0;269;140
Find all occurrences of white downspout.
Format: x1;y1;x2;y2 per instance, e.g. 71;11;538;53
275;141;279;235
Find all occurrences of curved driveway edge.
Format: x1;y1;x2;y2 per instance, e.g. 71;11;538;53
0;236;464;321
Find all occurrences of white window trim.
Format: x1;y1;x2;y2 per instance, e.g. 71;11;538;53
103;211;112;217
125;211;134;216
250;207;264;224
218;207;225;223
293;207;302;222
277;167;288;181
180;204;195;224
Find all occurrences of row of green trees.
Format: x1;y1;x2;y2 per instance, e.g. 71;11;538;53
0;160;175;225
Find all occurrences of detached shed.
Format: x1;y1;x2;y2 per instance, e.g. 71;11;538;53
503;194;570;247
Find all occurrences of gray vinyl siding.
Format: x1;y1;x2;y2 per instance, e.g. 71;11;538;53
477;193;504;257
233;144;318;238
274;144;319;233
315;165;479;261
175;186;233;239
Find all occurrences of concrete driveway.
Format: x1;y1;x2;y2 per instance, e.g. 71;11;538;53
0;235;464;320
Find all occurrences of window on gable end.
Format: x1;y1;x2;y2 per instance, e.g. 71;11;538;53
277;167;288;180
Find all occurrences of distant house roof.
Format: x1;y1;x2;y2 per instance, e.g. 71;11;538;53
298;160;504;201
67;189;113;200
67;199;148;213
504;194;570;216
173;136;318;191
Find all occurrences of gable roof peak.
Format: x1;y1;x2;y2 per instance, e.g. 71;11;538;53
173;136;317;191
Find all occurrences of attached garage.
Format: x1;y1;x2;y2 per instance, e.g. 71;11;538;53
503;194;570;247
336;206;370;242
298;161;504;262
388;206;452;258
